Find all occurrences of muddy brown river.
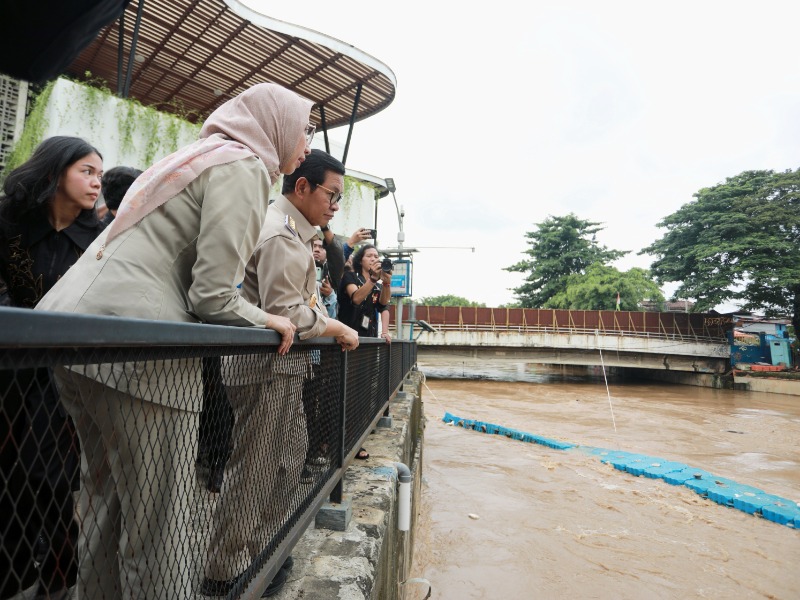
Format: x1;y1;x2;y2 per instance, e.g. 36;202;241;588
406;357;800;599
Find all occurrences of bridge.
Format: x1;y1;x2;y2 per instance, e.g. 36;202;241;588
389;307;732;373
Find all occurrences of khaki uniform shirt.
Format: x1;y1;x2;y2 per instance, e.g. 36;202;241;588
242;195;328;341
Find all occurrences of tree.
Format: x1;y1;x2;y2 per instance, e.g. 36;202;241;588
416;294;486;307
641;169;800;344
505;214;627;307
545;263;664;310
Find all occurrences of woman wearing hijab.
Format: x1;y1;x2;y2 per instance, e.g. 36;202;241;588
35;82;313;599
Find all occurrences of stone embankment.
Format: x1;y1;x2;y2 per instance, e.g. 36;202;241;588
276;371;425;599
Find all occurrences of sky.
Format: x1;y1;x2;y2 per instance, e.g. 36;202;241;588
244;0;800;309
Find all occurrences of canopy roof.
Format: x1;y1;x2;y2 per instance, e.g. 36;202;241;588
66;0;396;128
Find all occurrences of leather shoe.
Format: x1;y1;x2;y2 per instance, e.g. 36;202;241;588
200;556;294;597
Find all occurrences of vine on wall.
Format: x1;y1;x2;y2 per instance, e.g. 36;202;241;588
1;76;200;181
2;81;55;177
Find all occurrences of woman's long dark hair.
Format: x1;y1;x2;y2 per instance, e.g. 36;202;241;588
0;136;102;231
352;243;378;276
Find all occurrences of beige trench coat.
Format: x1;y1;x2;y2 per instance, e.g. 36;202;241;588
36;157;273;411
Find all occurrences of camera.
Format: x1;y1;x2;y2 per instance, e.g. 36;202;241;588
381;257;393;273
369;229;377;239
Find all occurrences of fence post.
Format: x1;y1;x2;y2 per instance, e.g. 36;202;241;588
331;349;348;504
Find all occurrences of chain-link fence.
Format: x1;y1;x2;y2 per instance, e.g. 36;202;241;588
0;307;417;599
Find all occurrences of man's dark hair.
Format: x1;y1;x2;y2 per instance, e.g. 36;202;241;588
282;149;345;195
101;166;142;211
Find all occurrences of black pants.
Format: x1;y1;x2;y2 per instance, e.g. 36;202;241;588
1;368;78;598
197;357;234;472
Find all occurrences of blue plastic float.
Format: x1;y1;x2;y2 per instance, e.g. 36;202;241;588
442;411;800;529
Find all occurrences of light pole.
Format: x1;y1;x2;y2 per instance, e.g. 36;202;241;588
384;177;406;339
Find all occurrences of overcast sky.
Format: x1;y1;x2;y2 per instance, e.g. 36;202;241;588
245;0;800;309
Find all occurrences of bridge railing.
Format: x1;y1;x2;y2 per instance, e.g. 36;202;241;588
0;307;416;599
391;306;731;342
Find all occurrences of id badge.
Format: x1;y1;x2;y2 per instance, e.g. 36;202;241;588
361;315;370;329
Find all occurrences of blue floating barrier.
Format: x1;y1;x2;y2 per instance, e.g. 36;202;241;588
761;502;800;526
732;492;783;515
707;483;737;507
440;411;796;528
642;462;685;479
684;477;719;495
663;467;705;485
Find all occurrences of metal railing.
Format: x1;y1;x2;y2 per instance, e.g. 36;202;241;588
0;307;416;599
411;322;727;344
389;306;732;342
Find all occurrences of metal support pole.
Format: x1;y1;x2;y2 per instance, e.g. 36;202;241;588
319;104;330;155
122;0;145;98
116;11;125;95
341;82;362;166
396;297;404;342
331;349;348;504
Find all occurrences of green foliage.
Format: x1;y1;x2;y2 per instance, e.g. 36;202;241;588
416;294;486;307
545;264;664;310
2;82;55;178
641;168;800;343
3;76;199;180
505;213;628;308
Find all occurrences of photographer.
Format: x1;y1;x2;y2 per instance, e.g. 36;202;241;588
338;244;392;343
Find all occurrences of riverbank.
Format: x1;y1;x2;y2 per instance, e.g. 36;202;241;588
732;372;800;396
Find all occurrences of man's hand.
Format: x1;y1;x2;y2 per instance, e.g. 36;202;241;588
265;314;297;355
380;331;392;344
347;227;373;248
320;277;333;296
335;326;360;351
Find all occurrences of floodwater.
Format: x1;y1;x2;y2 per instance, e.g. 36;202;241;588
406;356;800;600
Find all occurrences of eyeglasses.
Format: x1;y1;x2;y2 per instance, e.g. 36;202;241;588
305;123;316;146
316;183;342;206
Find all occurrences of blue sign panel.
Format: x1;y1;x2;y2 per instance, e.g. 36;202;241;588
390;259;412;297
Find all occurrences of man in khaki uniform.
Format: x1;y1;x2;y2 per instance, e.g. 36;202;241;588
202;150;359;597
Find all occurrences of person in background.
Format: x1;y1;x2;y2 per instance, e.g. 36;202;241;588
312;238;337;318
338;244;392;343
202;148;359;597
0;136;104;599
98;165;142;225
34;82;311;599
343;226;374;261
317;225;372;293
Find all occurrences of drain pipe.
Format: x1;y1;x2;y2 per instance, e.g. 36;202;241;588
394;462;412;531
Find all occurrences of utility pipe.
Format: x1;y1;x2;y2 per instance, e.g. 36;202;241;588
394;462;412;531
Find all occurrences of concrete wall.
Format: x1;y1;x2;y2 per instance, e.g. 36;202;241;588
731;375;800;396
614;367;734;389
275;371;425;599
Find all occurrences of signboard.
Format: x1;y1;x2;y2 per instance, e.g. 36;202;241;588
389;259;412;297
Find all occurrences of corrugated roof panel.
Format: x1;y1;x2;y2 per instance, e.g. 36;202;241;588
65;0;395;129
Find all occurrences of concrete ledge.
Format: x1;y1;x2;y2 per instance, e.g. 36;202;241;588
732;375;800;396
275;374;424;599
